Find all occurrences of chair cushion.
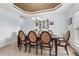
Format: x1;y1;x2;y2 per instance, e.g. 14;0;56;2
59;41;66;46
19;32;25;41
22;41;26;44
26;40;30;44
29;32;37;42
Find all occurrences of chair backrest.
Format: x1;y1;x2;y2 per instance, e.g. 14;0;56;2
40;31;51;44
18;30;25;41
28;31;37;43
64;31;70;42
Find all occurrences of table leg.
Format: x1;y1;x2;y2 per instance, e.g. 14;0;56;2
54;38;58;56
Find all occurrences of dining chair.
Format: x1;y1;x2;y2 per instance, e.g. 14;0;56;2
40;31;53;56
18;30;27;52
57;31;70;55
28;31;40;54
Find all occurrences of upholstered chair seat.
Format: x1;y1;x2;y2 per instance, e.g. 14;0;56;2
18;30;27;52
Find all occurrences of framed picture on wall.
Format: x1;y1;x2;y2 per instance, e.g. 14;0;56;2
35;21;38;26
46;19;49;29
68;18;72;25
42;20;45;29
39;20;42;29
50;21;54;25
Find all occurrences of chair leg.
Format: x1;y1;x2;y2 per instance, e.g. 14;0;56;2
33;46;34;48
57;40;61;46
65;46;69;55
51;42;53;50
29;44;31;53
25;44;27;52
49;48;52;56
18;42;19;47
40;44;41;49
52;41;53;47
17;37;20;47
19;43;22;51
36;45;38;54
41;46;42;55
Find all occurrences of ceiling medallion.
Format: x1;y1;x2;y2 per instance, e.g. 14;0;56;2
13;3;62;14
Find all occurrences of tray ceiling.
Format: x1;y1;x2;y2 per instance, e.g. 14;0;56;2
14;3;62;13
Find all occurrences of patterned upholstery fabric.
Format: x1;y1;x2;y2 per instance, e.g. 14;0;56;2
41;32;51;44
29;32;36;42
19;31;25;41
42;42;52;47
59;41;66;46
64;31;70;41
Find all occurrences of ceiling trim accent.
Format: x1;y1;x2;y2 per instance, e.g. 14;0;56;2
13;3;62;14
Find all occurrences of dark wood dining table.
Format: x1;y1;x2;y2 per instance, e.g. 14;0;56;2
17;35;58;56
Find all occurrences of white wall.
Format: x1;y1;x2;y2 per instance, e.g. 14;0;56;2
20;17;35;35
0;8;20;47
66;3;79;53
20;11;68;37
